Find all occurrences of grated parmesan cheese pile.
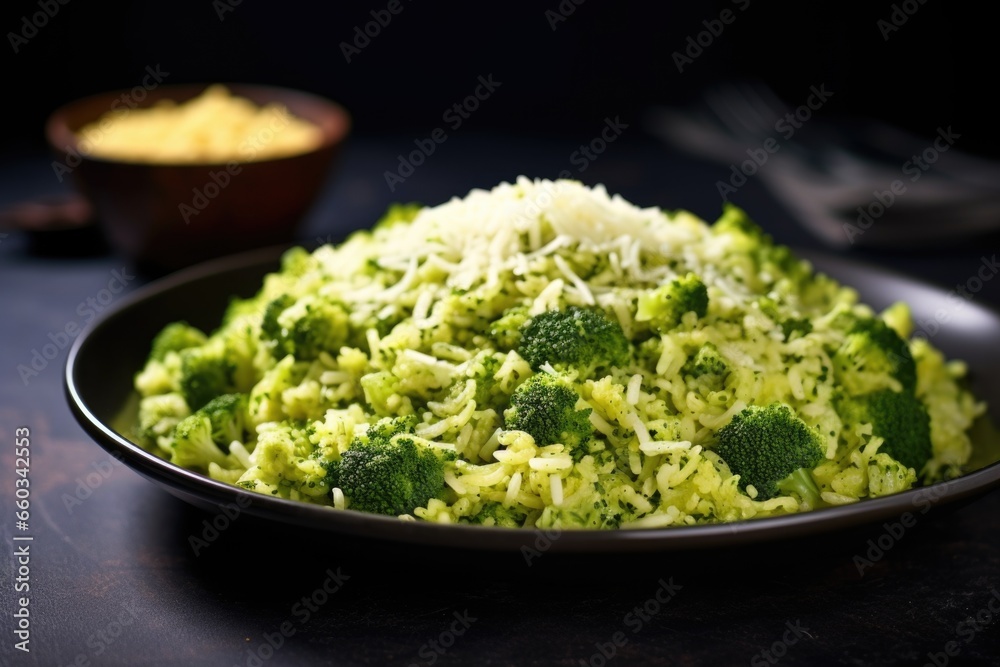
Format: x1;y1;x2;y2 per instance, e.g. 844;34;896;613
134;177;987;529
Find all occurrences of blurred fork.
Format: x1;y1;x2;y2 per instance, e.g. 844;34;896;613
645;79;1000;248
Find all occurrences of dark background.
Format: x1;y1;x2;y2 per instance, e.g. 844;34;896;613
2;0;996;155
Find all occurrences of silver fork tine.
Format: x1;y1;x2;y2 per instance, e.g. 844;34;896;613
703;83;761;142
722;82;772;136
704;81;779;141
737;80;783;133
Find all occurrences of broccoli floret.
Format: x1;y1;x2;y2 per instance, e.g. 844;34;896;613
333;416;453;516
781;317;813;341
833;316;916;396
364;414;420;447
712;206;813;287
517;306;629;373
636;273;709;332
169;394;251;470
470;501;527;528
682;343;729;378
838;389;932;472
374;202;423;230
757;297;813;341
221;296;265;328
170;413;231;471
261;295;350;361
712;202;767;240
198;393;250;447
234;420;330;500
149;322;208;361
261;294;295;343
136;393;190;447
489;306;531;351
714;403;824;504
466;350;510;412
178;346;237;411
280;246;317;277
503;373;593;453
360;370;415;417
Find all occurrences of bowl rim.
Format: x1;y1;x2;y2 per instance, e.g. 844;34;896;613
62;244;1000;553
44;81;351;168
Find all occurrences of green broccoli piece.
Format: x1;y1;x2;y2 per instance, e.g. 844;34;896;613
280;246;318;277
833;316;916;395
333;416;453;516
781;317;813;341
682;343;729;378
470;501;527;528
466;350;510;412
360;370;412;417
714;403;824;504
712;202;767;240
757;297;813;341
517;306;629;373
364;414;420;447
198;393;250;447
136;393;190;446
838;389;932;472
260;295;350;360
636;273;709;332
221;296;265;327
178;346;237;411
170;413;231;471
503;373;593;453
149;322;208;361
261;294;295;343
374;202;423;230
489;306;531;351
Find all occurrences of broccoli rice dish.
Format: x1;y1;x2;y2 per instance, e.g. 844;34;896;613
132;177;987;529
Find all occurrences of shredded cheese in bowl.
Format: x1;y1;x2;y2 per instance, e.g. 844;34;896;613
76;84;323;164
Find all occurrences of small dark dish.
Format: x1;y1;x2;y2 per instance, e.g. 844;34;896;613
45;83;350;273
65;247;1000;553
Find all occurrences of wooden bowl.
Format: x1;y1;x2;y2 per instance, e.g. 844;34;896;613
45;83;350;273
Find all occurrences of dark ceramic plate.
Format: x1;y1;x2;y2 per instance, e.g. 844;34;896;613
64;245;1000;553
